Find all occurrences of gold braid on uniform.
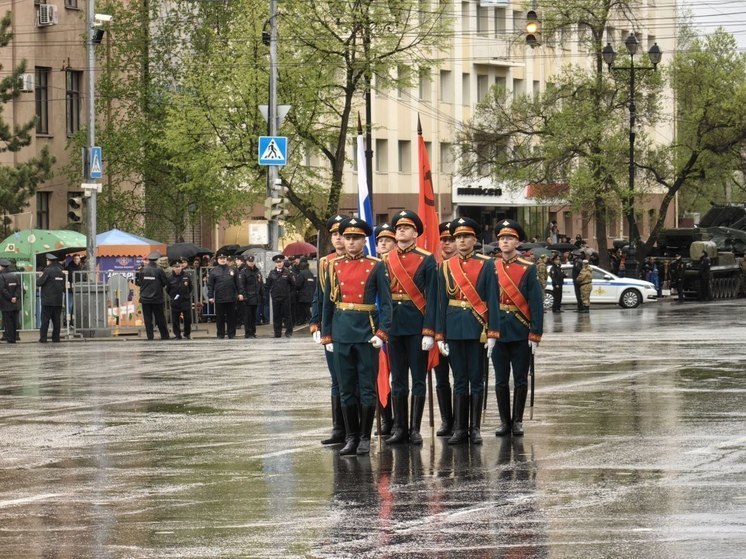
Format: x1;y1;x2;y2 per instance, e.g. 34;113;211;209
443;260;487;331
328;259;340;303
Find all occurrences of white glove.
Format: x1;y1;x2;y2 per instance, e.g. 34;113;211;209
437;340;450;357
312;330;322;344
486;338;496;352
325;343;334;352
421;336;434;351
529;340;539;354
369;335;383;349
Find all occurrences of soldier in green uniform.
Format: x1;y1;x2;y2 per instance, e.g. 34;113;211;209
374;223;396;435
435;217;500;445
491;219;544;437
311;215;348;445
382;210;438;445
321;217;392;456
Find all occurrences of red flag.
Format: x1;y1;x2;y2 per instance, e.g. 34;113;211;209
377;344;391;408
416;115;441;260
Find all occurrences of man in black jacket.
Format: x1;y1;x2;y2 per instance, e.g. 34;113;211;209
208;252;240;338
266;254;296;338
0;258;20;343
167;259;193;339
571;252;584;311
295;257;315;325
38;253;66;342
136;252;170;341
238;255;263;338
549;253;565;313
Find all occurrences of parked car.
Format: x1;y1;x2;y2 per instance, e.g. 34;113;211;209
544;264;658;309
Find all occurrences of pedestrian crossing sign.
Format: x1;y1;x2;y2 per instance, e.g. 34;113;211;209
89;146;103;179
258;136;287;166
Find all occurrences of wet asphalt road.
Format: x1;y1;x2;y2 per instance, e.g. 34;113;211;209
0;299;744;558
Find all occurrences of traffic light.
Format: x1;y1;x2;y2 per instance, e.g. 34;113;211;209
67;193;83;223
264;190;289;221
526;10;541;48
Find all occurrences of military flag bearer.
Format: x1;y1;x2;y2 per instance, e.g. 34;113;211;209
382;210;438;445
491;219;544;437
435;218;500;444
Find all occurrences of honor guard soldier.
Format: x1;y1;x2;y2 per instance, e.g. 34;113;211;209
432;221;458;436
311;215;348;445
373;222;396;435
321;217;392;456
136;252;171;341
375;223;396;256
491;219;544;437
37;254;66;343
207;252;240;338
167;259;194;339
435;218;500;444
0;258;20;343
267;254;297;337
383;210;438;445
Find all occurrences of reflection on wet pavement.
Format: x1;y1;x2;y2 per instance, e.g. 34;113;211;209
0;300;744;558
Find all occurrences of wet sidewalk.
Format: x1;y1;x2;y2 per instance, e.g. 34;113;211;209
0;300;744;558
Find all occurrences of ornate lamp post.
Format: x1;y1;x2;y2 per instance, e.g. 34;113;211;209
602;34;662;279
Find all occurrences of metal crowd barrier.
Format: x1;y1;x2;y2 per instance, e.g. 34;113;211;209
0;270;71;340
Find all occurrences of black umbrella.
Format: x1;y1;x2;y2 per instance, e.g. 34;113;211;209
518;242;548;250
216;244;241;256
167;243;214;261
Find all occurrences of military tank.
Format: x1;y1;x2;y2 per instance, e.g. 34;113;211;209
656;205;746;300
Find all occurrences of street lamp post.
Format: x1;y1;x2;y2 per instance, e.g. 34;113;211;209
602;34;662;279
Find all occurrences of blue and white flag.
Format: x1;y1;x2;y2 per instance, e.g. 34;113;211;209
357;131;376;256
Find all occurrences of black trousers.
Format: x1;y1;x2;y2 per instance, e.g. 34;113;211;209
142;303;169;340
2;310;18;343
171;305;191;339
552;286;563;311
244;304;257;337
40;305;62;342
573;282;582;309
272;297;293;336
215;302;236;338
389;334;427;397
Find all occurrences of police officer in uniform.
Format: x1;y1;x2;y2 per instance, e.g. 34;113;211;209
0;258;20;343
435;218;500;444
549;253;565;312
491;219;544;437
382;210;438;445
207;252;240;338
321;217;392;456
136;251;170;341
38;253;66;342
433;221;458;436
373;222;396;435
167;259;193;339
239;255;263;338
267;254;296;338
311;214;348;445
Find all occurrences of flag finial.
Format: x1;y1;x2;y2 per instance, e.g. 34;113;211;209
417;114;422;135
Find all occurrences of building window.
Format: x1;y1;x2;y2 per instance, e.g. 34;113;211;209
398;140;411;173
66;70;82;136
35;67;50;134
419;68;432;101
376;213;389;225
375;139;388;172
64;0;79;8
494;8;506;36
477;5;489;36
440;142;454;174
36;191;50;230
461;2;470;32
440;70;453;103
477;74;490;102
462;73;471;105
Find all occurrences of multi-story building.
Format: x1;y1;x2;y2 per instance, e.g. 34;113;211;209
1;1;87;232
334;0;678;248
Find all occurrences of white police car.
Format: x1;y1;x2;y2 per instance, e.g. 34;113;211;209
545;264;658;309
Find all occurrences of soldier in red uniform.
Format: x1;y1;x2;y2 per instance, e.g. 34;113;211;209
491;219;544;437
310;215;348;445
433;221;458;436
435;217;500;444
321;217;393;456
382;210;438;445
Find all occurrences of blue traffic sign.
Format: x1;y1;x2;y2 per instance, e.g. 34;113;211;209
258;136;287;166
89;146;103;179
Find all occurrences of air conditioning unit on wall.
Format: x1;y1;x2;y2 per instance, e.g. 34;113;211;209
20;73;34;92
37;4;59;27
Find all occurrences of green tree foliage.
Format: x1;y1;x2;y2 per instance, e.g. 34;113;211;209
637;29;746;251
0;13;54;221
